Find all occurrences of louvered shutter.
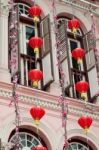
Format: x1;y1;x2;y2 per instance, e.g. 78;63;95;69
9;5;19;77
40;15;53;87
58;20;71;88
83;31;99;98
0;139;1;150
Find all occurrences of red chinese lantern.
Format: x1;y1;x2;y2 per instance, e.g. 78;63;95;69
72;48;85;64
28;5;41;22
29;69;43;87
30;106;45;125
29;37;43;54
75;81;89;100
78;116;93;134
68;18;80;37
32;146;47;150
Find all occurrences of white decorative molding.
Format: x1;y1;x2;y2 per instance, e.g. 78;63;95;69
60;0;99;16
0;3;9;16
0;88;99;121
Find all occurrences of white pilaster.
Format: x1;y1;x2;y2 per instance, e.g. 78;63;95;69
0;3;11;83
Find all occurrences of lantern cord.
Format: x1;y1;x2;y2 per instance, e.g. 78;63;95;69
51;0;68;147
36;126;42;145
34;22;38;68
78;64;83;81
34;22;38;37
33;0;35;5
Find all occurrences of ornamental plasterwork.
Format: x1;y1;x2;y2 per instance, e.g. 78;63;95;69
60;0;99;16
0;2;10;16
0;88;99;121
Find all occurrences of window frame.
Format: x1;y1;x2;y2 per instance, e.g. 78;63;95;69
57;17;90;100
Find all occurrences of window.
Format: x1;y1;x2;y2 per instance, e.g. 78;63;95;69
18;3;30;17
20;23;35;86
58;17;87;99
10;132;42;149
64;138;93;150
9;2;53;89
65;142;88;150
57;17;98;101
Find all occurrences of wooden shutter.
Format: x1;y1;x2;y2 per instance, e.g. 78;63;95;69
58;20;71;88
40;15;53;87
83;31;99;98
9;5;19;78
0;139;1;150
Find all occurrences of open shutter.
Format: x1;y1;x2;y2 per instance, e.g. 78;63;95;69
83;31;99;98
40;15;53;88
9;5;19;78
58;20;71;89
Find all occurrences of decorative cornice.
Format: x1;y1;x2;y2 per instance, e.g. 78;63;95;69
0;3;9;16
60;0;99;16
0;87;99;121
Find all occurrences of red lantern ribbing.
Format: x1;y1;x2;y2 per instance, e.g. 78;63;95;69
68;18;80;37
32;146;47;150
29;37;43;54
28;5;41;22
72;48;85;64
75;81;89;100
30;106;45;125
29;69;43;88
78;116;93;134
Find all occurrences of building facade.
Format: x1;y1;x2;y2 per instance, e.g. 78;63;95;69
0;0;99;149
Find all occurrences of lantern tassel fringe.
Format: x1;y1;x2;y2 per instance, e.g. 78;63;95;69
33;81;38;88
34;119;40;126
34;47;39;54
33;16;40;22
81;92;87;100
84;128;89;135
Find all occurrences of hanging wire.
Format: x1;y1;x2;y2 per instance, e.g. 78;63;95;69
51;0;69;148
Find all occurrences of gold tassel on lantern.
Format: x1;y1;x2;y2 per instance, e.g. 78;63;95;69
84;128;89;135
72;27;77;38
33;81;38;88
34;47;39;54
34;119;40;125
81;92;87;100
77;58;82;65
33;16;39;22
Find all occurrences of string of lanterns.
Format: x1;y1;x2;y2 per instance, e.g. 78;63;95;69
28;4;47;150
69;17;93;135
28;5;43;88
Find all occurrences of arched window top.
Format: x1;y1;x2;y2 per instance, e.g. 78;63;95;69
10;132;42;149
68;142;88;150
18;3;30;18
57;17;83;36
